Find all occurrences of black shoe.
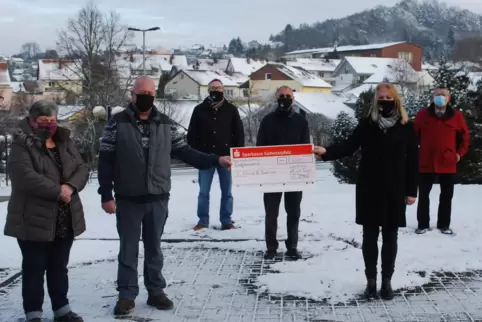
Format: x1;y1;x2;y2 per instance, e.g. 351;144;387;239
114;299;135;315
285;249;302;260
380;278;394;300
415;228;428;234
264;251;276;260
439;228;453;235
364;278;377;298
54;311;83;322
147;293;174;310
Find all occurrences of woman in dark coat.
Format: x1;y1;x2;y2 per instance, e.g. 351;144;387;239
313;83;418;300
4;100;88;322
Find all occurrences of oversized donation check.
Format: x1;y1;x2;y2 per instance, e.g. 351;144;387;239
230;144;316;191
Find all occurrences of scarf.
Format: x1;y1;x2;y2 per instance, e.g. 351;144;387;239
208;97;224;112
378;113;399;132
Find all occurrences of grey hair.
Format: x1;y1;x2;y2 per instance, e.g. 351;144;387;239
28;100;58;119
276;86;293;94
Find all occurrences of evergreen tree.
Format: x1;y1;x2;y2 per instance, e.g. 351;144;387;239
355;88;375;121
330;112;359;184
456;80;482;184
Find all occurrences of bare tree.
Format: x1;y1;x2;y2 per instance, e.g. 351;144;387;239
57;1;133;110
452;36;482;63
21;42;41;59
156;98;184;126
10;92;36;115
307;113;332;146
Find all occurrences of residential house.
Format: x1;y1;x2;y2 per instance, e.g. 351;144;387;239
0;60;12;110
165;69;246;100
249;63;332;98
293;92;354;120
283;41;423;71
333;57;419;91
225;57;266;77
37;59;83;96
115;52;189;89
286;58;341;85
195;58;230;72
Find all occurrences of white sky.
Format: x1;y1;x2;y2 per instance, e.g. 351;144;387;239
1;0;482;55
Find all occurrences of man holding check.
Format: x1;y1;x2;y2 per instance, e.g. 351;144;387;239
256;86;310;260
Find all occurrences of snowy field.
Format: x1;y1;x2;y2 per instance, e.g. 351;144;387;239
1;164;482;321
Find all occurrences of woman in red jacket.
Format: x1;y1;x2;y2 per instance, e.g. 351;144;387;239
414;87;469;235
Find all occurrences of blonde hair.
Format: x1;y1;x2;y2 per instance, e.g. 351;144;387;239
369;83;408;124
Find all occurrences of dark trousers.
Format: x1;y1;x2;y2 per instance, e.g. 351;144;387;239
116;199;168;300
18;237;74;320
417;173;455;229
362;226;398;279
263;191;302;252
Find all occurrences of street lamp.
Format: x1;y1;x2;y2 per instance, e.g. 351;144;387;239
127;26;160;75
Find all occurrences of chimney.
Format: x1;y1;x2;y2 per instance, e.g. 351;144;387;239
169;54;174;65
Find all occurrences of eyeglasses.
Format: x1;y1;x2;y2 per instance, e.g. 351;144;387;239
278;94;292;99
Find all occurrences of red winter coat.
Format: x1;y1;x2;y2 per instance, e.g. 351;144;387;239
414;103;469;174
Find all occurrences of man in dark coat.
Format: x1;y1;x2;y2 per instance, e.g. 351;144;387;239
98;77;231;316
256;86;310;261
187;79;244;230
414;87;470;235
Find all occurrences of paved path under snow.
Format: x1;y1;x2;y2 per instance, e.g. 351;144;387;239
1;246;482;321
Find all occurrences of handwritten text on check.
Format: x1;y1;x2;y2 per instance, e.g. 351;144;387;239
230;144;316;191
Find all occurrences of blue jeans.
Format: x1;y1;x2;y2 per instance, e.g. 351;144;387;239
197;166;233;227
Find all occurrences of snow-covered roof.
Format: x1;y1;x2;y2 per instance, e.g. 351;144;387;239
363;59;418;84
237;104;261;118
183;69;246;87
285;42;407;55
271;63;332;88
11;57;24;62
0;62;11;86
286;58;341;72
344;84;376;98
293;92;354;119
468;72;482;91
338;57;409;76
196;59;229;72
422;63;438;71
10;82;25;92
115;53;189;78
12;69;23;75
227;58;266;75
38;59;82;81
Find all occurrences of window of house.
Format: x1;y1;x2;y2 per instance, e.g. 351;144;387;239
48;82;54;86
225;89;234;96
265;73;271;80
180;73;184;79
320;72;324;77
398;52;413;63
243;89;249;97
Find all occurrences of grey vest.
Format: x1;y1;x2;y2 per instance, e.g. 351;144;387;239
113;108;172;197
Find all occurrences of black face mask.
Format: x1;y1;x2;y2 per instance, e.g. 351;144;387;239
277;98;292;111
209;91;224;102
378;100;396;118
135;94;154;112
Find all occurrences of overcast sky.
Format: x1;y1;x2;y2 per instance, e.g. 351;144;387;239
1;0;482;55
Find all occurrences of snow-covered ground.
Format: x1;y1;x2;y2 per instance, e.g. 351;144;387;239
1;164;482;304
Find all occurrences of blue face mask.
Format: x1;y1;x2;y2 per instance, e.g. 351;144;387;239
434;95;446;107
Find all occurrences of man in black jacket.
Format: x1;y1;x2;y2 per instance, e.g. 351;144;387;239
187;79;244;230
98;77;231;316
256;86;310;260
